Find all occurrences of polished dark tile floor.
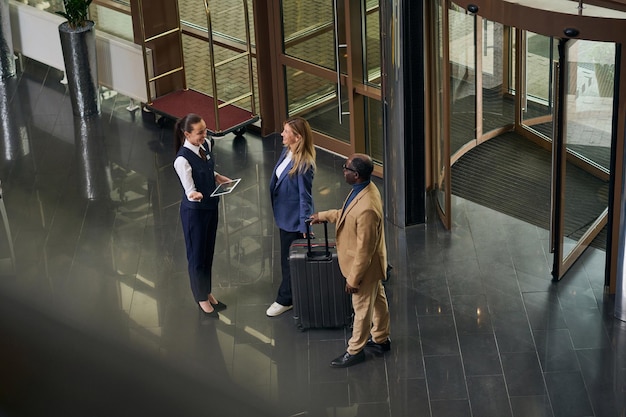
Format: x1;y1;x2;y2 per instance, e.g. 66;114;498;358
1;59;626;417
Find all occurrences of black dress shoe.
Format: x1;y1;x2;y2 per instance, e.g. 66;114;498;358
365;337;391;354
211;300;227;312
330;350;365;368
198;306;219;318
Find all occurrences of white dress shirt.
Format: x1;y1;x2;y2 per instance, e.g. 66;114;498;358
275;150;292;179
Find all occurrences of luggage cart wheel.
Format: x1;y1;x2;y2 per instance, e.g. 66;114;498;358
234;127;247;136
141;106;156;124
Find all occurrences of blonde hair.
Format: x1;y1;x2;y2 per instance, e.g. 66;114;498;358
284;116;316;176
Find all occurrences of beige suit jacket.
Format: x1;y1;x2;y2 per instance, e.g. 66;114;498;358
317;182;387;288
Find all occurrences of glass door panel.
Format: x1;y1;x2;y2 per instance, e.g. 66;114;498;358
286;68;350;143
280;0;351;146
449;5;476;156
277;0;382;157
565;40;614;172
552;39;613;279
362;1;382;162
364;2;381;86
365;96;383;163
283;1;336;70
482;20;515;135
522;32;556;140
432;0;450;229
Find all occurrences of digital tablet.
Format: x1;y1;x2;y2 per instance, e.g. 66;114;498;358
210;178;241;197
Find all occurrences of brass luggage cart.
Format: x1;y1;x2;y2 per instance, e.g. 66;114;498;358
137;0;258;136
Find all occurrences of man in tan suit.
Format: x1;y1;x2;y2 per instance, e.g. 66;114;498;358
310;153;391;367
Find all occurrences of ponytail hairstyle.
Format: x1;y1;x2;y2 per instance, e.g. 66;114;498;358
284;116;316;177
174;113;203;153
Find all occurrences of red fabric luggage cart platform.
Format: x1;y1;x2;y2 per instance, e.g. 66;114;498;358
146;89;259;137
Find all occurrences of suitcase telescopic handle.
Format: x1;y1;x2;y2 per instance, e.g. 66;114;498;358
305;219;331;259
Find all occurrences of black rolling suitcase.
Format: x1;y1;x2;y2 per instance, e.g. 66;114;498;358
289;220;353;331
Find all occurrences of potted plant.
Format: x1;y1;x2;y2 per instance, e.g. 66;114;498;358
56;0;93;29
57;0;100;117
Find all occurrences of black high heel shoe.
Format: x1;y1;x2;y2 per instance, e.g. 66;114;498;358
211;300;227;312
198;306;219;318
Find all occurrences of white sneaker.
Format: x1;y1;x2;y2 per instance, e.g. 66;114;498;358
266;302;293;317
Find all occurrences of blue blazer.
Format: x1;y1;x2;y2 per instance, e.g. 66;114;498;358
270;148;314;234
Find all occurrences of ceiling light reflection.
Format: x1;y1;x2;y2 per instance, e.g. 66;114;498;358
243;325;274;346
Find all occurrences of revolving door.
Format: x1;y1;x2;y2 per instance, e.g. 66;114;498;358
428;0;626;289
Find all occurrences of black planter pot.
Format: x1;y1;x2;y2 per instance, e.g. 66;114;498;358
74;116;111;201
59;20;100;117
0;0;15;79
0;78;25;163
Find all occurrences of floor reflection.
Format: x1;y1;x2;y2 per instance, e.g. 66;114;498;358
0;57;624;417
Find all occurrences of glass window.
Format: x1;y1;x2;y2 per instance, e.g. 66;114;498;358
365;97;383;163
282;1;336;70
180;0;256;48
183;34;258;113
90;4;133;42
364;3;381;86
286;67;350;143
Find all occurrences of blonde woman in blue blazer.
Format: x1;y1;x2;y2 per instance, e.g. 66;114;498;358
266;117;316;317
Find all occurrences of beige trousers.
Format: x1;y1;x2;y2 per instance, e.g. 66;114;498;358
347;279;390;354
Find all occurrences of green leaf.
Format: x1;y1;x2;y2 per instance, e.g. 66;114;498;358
57;0;92;29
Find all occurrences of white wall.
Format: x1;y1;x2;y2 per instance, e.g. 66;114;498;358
9;0;150;103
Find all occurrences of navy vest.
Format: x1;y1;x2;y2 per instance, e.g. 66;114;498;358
176;146;219;210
